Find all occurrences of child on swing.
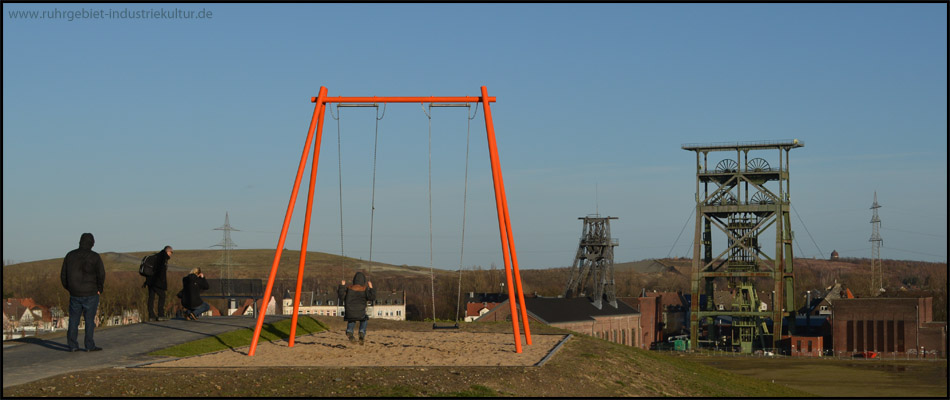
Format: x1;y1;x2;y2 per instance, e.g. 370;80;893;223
338;271;376;345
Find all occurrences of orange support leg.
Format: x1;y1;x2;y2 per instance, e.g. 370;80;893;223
249;86;328;356
289;88;330;346
500;186;532;345
481;86;523;353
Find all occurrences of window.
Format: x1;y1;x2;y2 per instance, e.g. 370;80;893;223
328;301;334;306
396;310;401;316
897;320;905;352
856;321;865;352
847;320;854;351
807;340;812;353
797;340;802;353
886;320;895;352
876;320;884;352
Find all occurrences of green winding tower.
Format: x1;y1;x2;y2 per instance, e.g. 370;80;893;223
682;140;803;352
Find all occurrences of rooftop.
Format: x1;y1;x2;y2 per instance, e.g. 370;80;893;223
681;139;804;152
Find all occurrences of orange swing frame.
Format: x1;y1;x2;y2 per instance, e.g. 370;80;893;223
248;86;532;355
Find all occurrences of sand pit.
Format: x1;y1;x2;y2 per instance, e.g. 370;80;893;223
146;330;569;368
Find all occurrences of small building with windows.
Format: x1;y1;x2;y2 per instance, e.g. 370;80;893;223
370;290;407;321
283;290;406;321
283;291;342;317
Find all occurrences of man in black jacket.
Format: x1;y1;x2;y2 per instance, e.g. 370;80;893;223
61;233;106;352
144;246;172;321
338;271;376;345
181;267;210;320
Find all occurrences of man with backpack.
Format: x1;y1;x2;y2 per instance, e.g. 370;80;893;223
143;246;172;321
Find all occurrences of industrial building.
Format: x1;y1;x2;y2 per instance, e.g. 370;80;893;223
831;297;946;358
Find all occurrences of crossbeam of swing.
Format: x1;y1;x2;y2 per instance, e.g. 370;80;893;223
314;96;495;103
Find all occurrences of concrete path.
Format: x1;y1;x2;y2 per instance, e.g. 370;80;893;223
2;315;285;388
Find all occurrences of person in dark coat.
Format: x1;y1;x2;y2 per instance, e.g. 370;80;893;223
338;271;376;345
60;232;106;352
144;246;172;321
181;267;210;320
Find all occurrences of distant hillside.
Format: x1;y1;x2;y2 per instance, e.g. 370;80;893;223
3;249;445;280
4;251;944;321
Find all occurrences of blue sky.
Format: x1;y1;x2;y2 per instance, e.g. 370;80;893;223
3;4;947;270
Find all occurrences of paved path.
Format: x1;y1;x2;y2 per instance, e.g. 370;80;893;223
2;315;285;388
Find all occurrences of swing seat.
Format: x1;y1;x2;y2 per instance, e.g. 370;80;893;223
432;323;460;330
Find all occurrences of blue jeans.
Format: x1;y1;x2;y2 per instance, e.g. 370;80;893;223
187;302;210;318
67;294;99;350
346;320;368;336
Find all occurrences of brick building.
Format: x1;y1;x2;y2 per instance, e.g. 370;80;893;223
832;297;946;358
619;291;689;349
477;297;641;347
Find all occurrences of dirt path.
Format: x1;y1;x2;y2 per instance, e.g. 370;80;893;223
146;330;567;368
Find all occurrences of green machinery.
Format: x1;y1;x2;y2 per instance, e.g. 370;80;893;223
682;140;803;352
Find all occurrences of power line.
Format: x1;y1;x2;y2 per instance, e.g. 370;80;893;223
667;207;695;258
791;203;824;259
881;227;946;239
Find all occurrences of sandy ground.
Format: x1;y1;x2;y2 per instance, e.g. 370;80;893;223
146;330;568;368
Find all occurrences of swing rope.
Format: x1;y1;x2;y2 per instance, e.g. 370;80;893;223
422;103;476;327
368;103;386;271
329;104;347;282
454;102;477;324
422;104;436;322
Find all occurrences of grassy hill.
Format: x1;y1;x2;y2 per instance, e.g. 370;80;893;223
5;250;945;320
3;248;447;281
1;317;815;397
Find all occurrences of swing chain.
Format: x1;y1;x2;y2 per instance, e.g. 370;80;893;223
369;104;382;266
425;103;436;322
337;105;346;281
455;103;472;324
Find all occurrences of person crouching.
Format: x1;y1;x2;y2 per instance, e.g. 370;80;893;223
338;271;376;345
181;268;210;320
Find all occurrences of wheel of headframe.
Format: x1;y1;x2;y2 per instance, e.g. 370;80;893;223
715;159;739;173
750;191;774;205
421;102;479;330
747;158;770;172
329;102;387;281
713;191;737;206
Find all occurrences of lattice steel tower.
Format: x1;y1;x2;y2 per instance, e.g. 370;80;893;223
212;212;239;286
564;215;619;309
869;192;883;295
682;140;803;352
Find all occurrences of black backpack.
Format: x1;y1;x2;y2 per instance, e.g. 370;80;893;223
139;254;156;277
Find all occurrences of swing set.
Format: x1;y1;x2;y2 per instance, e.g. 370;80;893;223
248;86;532;356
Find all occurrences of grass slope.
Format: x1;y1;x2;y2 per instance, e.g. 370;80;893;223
148;315;326;358
2;317;812;397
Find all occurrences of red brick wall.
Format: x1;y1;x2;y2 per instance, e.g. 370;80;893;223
785;335;823;357
482;302;640;347
832;297;946;358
